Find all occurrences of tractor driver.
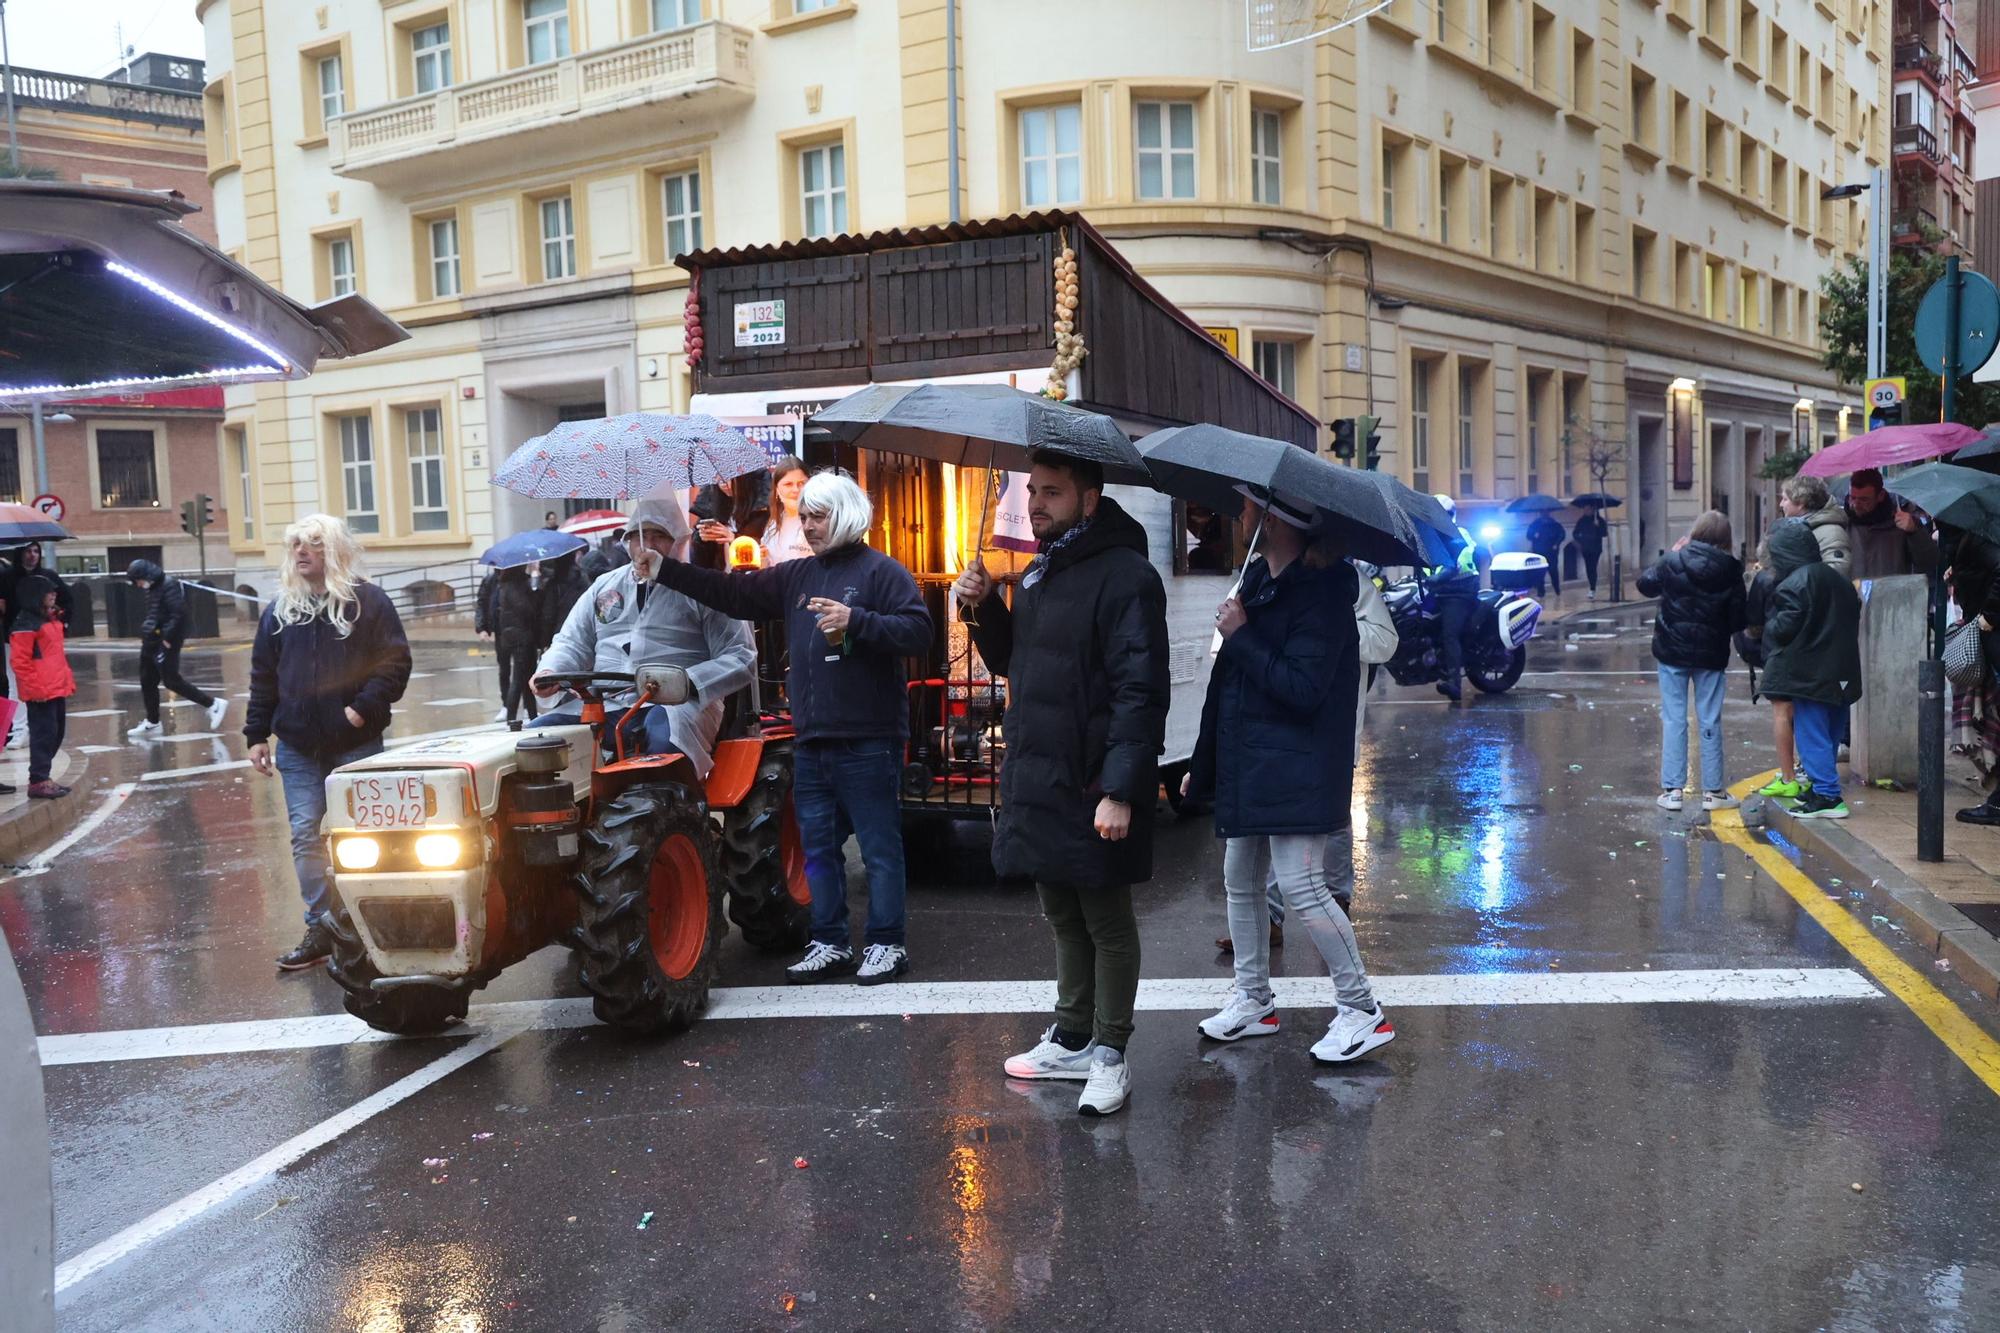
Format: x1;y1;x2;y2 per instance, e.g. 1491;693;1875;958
528;497;756;776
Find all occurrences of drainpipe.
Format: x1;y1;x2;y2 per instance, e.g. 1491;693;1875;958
944;0;960;223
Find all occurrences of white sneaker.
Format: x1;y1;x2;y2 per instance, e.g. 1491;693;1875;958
854;943;909;986
1310;1003;1397;1064
5;729;24;750
1076;1046;1130;1116
784;940;855;984
1656;789;1683;811
493;708;509;723
1701;790;1739;811
126;719;163;741
1003;1025;1098;1080
1197;991;1280;1042
205;697;230;732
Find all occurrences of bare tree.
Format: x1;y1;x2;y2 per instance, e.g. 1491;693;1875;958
1561;415;1627;495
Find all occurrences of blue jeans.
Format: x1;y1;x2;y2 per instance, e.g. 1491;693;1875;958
532;704;675;758
275;738;385;923
793;738;907;948
1658;665;1727;792
1792;698;1844;801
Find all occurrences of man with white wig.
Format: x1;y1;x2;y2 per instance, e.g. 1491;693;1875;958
647;470;932;986
530;496;756;777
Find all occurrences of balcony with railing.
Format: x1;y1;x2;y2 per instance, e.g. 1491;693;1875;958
328;21;754;187
0;66;202;130
1894;122;1944;164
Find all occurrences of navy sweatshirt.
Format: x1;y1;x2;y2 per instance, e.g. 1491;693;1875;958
243;583;413;761
649;542;931;741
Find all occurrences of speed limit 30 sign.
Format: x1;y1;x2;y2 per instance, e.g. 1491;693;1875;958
1863;377;1905;429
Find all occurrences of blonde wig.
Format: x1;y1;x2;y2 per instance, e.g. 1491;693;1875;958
274;514;367;638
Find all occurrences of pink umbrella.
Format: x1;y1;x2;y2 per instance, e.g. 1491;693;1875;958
1800;421;1984;476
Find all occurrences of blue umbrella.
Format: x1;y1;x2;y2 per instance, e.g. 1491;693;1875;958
479;529;587;569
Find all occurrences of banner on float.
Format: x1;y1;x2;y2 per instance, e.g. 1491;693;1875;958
719;415;803;467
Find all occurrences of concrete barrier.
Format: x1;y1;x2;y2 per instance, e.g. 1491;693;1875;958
0;934;53;1332
1853;573;1928;785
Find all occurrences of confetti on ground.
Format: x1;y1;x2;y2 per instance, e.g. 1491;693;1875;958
1569;764;1584;772
422;1157;448;1168
430;1175;448;1185
793;1157;811;1170
1936;959;1953;972
472;1132;494;1141
682;1060;701;1067
637;1211;655;1230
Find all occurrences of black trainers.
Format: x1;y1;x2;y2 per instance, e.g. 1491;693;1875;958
1436;678;1462;702
786;940;857;984
277;919;334;971
1790;790;1850;820
1957;801;2000;826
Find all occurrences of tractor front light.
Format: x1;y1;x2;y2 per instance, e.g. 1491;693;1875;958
413;833;464;869
334;836;381;871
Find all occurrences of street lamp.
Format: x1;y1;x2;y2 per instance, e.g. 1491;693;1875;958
1822;168;1889;383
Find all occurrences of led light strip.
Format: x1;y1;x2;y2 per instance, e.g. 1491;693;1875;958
106;261;294;369
0;364;285;400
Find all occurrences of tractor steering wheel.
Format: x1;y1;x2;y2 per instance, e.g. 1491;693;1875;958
535;670;637;701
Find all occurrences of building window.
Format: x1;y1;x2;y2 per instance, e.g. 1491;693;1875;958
796;0;839;9
407;407;449;533
799;143;847;238
1019;103;1082;208
653;0;701;28
1570;30;1594;118
525;0;571;64
1572;204;1595;283
1629;66;1656;150
1457;362;1478;494
228;425;254;540
0;428;20;503
1251;107;1283;205
339;415;379;534
1410;358;1434;493
413;22;452;93
429;217;461;297
318;54;345;124
661;169;703;258
97;429;160;509
1135;100;1197;200
1525;370;1548;495
1252;338;1298;399
328;235;357;298
540;195;576;280
1631;226;1656;302
1381;142;1397;230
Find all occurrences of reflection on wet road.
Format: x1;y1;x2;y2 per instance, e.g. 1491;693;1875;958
10;621;2000;1330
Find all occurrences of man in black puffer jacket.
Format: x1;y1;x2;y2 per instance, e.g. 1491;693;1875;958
125;559;228;741
1637;511;1746;813
954;451;1169;1118
1762;517;1863;819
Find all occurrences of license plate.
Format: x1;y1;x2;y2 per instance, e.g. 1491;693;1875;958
347;775;435;830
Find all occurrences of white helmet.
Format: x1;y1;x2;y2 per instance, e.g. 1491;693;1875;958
1432;493;1458;518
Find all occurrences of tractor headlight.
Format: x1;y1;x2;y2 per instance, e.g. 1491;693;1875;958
413;833;465;869
334;836;381;871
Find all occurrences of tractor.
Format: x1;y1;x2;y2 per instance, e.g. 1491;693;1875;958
317;665;810;1035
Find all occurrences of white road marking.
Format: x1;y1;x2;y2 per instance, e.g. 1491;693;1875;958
422;697;486;707
150;732;221;744
51;1019;528;1295
140;759;251;782
7;783;136;879
76;746;122;755
39;968;1882;1066
448;665;488;673
65;710;126;719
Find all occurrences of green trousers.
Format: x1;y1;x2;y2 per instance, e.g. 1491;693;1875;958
1036;881;1141;1052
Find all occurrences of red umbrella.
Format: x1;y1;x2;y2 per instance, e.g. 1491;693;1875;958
1799;422;1983;477
558;508;627;536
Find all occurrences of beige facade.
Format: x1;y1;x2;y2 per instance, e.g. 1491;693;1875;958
202;0;1886;590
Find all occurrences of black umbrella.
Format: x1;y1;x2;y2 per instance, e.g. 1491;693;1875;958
1504;493;1567;513
1571;492;1623;508
1354;470;1461;567
1885;463;2000;541
1137;424;1426;566
1950;430;2000;475
811;383;1147;483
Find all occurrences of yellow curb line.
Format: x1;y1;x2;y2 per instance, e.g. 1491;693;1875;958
1713;770;2000;1098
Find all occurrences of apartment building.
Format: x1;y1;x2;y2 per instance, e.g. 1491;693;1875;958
1889;0;1976;252
200;0;1884;589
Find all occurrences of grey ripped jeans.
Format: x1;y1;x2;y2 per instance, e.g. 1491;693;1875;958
1224;834;1375;1011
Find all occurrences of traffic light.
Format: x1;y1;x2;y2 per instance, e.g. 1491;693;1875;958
179;498;199;537
1356;414;1382;471
200;493;216;530
1330;418;1356;460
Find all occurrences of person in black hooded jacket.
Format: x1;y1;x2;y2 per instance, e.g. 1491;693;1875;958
125;559;227;740
488;565;545;728
1762;516;1862;819
1637;511;1747;813
954;451;1169;1117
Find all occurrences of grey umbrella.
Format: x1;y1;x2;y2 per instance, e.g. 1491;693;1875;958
1504;493;1567;513
811;383;1148;482
1137;423;1428;566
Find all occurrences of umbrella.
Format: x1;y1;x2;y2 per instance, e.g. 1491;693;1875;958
1799;422;1983;477
479;529;587;569
811;383;1148;483
559;508;628;537
0;503;71;544
1883;463;2000;541
1504;493;1567;513
1571;492;1623;508
492;414;770;501
1137;424;1426;566
1354;470;1461;567
1947;430;2000;475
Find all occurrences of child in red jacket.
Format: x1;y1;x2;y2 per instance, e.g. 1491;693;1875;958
10;575;74;799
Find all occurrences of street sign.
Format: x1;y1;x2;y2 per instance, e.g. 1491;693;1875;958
1202;326;1240;357
1863;377;1905;431
1915;269;2000;376
30;494;64;523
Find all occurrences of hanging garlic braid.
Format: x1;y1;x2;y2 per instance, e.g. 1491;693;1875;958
273;514;366;639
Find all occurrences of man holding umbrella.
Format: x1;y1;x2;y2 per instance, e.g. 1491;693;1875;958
953;450;1169;1116
1525;506;1565;596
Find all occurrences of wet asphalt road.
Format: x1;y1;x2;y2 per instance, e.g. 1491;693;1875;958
9;614;2000;1331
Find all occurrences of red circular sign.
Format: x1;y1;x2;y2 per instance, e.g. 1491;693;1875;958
31;494;64;522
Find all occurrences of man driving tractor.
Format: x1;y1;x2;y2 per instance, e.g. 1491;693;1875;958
530;497;756;773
